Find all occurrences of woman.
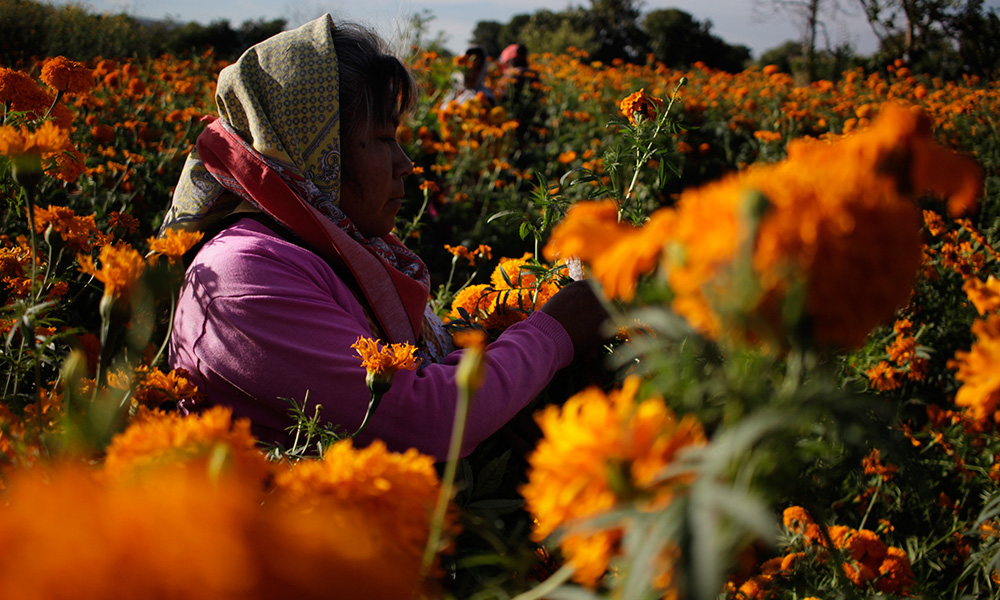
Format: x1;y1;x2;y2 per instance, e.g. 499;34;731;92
163;15;607;460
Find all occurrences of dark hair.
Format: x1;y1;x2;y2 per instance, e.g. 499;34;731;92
333;23;417;142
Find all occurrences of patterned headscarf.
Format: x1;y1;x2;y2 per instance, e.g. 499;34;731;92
163;15;437;346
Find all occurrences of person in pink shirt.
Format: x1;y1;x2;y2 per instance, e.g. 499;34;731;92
161;15;608;460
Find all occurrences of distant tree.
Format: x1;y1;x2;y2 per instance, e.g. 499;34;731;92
753;0;848;82
757;39;802;72
952;0;1000;77
643;8;751;71
759;39;861;79
471;20;505;57
238;18;287;52
517;9;597;57
584;0;649;62
854;0;972;66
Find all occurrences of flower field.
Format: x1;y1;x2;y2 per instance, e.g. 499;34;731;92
2;44;1000;599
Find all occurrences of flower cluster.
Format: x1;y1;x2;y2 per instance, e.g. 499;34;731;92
449;252;564;332
520;377;706;587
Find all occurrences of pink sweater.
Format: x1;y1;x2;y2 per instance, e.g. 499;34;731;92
169;218;574;459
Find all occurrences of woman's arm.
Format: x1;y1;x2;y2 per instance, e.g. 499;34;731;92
170;220;575;460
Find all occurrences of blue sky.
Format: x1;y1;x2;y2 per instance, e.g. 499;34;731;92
55;0;987;58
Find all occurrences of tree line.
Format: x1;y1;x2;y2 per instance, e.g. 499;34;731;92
470;0;1000;80
0;0;285;64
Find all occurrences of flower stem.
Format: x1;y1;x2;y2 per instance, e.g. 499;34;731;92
422;382;473;575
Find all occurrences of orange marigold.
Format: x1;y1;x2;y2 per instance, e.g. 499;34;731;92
947;314;1000;422
272;438;449;585
520;376;706;587
40;56;94;94
964;275;1000;316
77;243;146;302
104;405;270;484
33;204;98;251
619;88;663;126
147;229;204;265
654;104;979;349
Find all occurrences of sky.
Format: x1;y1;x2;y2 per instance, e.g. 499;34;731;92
52;0;985;59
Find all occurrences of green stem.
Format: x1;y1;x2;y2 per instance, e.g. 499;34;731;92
422;382;473;575
510;563;577;600
350;390;383;440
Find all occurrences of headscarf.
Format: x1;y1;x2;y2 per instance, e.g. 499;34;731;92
162;15;433;346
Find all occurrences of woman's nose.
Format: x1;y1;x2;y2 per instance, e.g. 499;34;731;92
394;143;413;178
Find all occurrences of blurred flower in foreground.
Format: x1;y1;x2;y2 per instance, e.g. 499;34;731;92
948;314;1000;422
273;438;451;589
520;376;706;587
103;405;269;484
546;104;984;350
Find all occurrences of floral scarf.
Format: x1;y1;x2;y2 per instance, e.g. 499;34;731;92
162;15;436;347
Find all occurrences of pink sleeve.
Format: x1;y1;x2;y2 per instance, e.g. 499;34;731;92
170;222;574;460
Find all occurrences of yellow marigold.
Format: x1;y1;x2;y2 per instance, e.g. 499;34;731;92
619;88;663;125
947;314;1000;422
964;275;1000;316
40;56;94;94
444;243;491;266
103;405;270;484
520;376;706;587
0;121;71;157
273;438;450;585
147;229;204;265
77;243;146;302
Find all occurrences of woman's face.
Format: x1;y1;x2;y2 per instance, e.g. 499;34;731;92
340;119;414;238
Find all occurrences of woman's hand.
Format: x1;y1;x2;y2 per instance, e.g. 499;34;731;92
539;280;611;357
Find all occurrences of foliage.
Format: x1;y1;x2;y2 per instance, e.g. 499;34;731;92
2;30;1000;600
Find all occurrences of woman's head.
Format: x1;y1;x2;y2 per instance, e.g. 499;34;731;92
333;23;417;143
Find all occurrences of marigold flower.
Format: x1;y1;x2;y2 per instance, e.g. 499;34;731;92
948;314;1000;422
866;361;902;392
130;366;204;410
521;377;706;587
629;104;981;350
104;405;269;484
619;88;663;125
40;56;94;94
77;243;146;302
147;229;204;265
351;336;419;395
33;204;98;251
782;506;823;544
273;438;450;586
964;275;1000;316
0;121;71;158
544;200;674;301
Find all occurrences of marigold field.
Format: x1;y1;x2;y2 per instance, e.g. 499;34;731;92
2;45;1000;600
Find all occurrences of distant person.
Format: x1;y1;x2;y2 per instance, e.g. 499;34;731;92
495;43;543;145
440;46;496;107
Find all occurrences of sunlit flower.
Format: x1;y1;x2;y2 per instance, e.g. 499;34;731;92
619;88;663;125
866;361;902;392
444;243;491;266
40;56;94;94
129;365;204;410
77;243;146;303
33;204;98;251
147;229;204;265
351;336;419;394
948;314;1000;422
521;377;706;587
